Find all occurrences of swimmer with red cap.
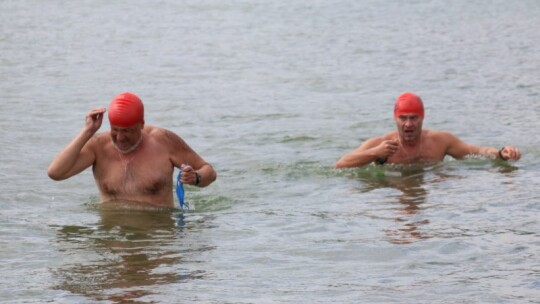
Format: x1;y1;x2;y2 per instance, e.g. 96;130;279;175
108;92;144;127
108;92;145;154
48;92;217;208
335;92;521;168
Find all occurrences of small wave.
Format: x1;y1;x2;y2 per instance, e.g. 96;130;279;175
279;135;317;143
184;194;236;212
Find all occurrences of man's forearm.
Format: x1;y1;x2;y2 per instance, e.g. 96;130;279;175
335;151;378;168
477;147;500;159
196;164;217;187
48;128;94;180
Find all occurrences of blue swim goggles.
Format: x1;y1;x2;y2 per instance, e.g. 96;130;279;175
176;168;189;211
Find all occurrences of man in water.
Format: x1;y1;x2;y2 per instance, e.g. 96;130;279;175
335;92;521;168
48;92;217;207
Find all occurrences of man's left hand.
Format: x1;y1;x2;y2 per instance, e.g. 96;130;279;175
180;164;200;185
500;146;521;161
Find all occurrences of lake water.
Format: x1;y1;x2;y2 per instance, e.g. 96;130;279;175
1;0;539;303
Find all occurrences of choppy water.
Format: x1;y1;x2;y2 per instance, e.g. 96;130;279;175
1;0;539;303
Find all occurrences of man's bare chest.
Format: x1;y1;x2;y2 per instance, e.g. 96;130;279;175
389;141;447;164
94;154;174;196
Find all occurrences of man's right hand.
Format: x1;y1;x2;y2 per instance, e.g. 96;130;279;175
376;139;399;159
86;108;106;134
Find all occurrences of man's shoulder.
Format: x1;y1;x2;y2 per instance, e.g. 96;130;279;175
379;131;397;140
144;125;163;132
144;125;183;145
88;132;113;155
361;132;395;147
91;131;110;145
424;129;459;143
144;125;173;137
425;129;455;138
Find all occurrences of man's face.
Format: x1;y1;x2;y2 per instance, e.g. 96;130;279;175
110;122;143;153
395;114;423;142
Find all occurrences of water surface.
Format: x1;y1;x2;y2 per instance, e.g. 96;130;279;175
1;1;539;303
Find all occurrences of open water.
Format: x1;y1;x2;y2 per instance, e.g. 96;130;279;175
1;1;539;303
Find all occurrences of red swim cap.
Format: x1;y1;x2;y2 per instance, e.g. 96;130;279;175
108;92;144;127
394;92;424;118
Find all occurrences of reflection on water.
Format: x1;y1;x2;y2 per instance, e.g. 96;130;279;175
52;206;206;303
349;160;521;245
353;164;447;245
1;0;537;301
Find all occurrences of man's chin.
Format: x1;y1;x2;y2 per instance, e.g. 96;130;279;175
113;143;137;154
113;136;143;154
402;133;417;142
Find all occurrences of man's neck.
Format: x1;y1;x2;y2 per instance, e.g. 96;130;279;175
399;132;423;147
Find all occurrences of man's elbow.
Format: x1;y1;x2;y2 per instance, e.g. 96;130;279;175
47;167;66;181
208;171;217;184
335;159;348;169
200;170;217;187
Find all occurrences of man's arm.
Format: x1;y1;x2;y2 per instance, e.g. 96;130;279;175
47;108;104;180
444;132;521;161
335;137;399;169
180;163;216;187
165;130;217;187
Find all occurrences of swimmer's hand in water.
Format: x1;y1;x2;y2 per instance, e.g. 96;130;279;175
499;146;521;161
85;107;106;134
180;164;201;186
